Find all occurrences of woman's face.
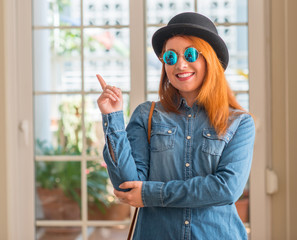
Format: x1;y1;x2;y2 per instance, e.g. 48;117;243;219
164;36;206;103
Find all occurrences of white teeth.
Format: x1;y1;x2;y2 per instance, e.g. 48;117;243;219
177;73;193;78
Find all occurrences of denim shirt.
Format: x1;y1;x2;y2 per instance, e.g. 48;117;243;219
102;100;255;240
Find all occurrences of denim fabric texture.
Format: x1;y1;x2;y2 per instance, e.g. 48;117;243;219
102;99;255;240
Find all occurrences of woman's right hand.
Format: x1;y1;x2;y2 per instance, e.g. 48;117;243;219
96;74;123;114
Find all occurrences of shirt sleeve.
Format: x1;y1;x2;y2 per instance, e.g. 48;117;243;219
101;103;150;191
141;113;255;208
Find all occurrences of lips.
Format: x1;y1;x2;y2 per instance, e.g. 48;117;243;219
176;72;195;81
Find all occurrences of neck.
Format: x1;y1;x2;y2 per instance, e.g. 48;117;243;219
180;92;198;107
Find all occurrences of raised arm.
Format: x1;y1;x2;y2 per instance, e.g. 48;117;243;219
97;74;151;191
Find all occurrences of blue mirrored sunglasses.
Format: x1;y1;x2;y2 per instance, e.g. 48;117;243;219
162;47;200;65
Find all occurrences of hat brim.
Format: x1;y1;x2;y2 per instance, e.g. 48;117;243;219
152;23;229;69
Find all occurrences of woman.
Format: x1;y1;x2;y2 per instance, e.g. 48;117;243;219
97;12;255;240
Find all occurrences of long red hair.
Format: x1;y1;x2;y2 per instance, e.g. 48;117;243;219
158;36;245;135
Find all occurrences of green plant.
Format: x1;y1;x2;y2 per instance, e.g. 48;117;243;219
35;98;113;213
36;161;111;213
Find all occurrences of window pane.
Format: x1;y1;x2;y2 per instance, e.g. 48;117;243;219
84;94;130;157
235;92;249;111
146;27;162;96
33;0;81;27
34;95;82;156
83;1;129;26
87;161;131;221
84;28;130;92
36;161;81;220
36;226;82;240
197;0;248;23
87;226;129;240
147;93;159;102
147;0;195;24
218;26;249;109
33;29;82;92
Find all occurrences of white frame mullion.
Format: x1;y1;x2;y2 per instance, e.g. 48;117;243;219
80;0;88;238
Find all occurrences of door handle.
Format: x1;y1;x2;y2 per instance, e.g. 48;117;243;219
19;120;29;146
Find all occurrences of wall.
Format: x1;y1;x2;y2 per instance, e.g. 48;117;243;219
0;0;8;238
271;0;297;239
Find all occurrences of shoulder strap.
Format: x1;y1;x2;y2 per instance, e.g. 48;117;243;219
127;101;155;240
147;101;155;144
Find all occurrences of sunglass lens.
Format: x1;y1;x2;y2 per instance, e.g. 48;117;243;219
163;51;177;65
184;47;199;63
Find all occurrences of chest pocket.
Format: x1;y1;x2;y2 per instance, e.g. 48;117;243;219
150;124;177;152
202;129;227;156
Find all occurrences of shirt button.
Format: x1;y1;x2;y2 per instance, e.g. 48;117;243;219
185;220;189;225
207;133;211;137
168;130;172;134
187;136;191;140
188;114;192;118
104;122;108;127
185;163;190;167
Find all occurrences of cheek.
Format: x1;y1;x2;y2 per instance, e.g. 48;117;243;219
197;59;206;77
165;66;174;78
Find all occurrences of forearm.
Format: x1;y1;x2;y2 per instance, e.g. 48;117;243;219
142;166;250;208
142;114;255;208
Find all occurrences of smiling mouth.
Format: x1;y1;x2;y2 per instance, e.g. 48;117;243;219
176;72;195;80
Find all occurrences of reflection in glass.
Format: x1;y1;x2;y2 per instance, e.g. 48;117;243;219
197;0;248;23
33;29;81;92
33;0;81;27
147;0;194;24
34;95;82;156
84;28;130;92
35;162;81;220
84;94;130;157
83;0;129;26
87;226;129;240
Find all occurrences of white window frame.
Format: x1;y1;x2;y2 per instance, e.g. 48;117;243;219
2;0;271;239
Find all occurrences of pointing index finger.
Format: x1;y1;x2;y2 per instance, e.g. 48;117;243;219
96;74;107;90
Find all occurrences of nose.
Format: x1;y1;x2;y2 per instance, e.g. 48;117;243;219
175;55;188;70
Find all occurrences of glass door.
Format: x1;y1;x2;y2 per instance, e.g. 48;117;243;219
146;0;250;235
33;0;131;239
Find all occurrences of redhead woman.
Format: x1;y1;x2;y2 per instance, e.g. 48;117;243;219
97;12;255;240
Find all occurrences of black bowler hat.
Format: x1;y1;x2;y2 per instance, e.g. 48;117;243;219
152;12;229;70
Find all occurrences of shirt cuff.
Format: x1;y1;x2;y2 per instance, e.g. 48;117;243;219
142;181;165;207
102;111;125;135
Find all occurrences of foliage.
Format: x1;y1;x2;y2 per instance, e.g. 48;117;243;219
36;98;112;213
36;161;111;212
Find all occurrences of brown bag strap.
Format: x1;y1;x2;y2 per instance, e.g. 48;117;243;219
127;101;155;240
147;101;155;144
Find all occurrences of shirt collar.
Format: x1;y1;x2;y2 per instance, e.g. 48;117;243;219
177;97;200;111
